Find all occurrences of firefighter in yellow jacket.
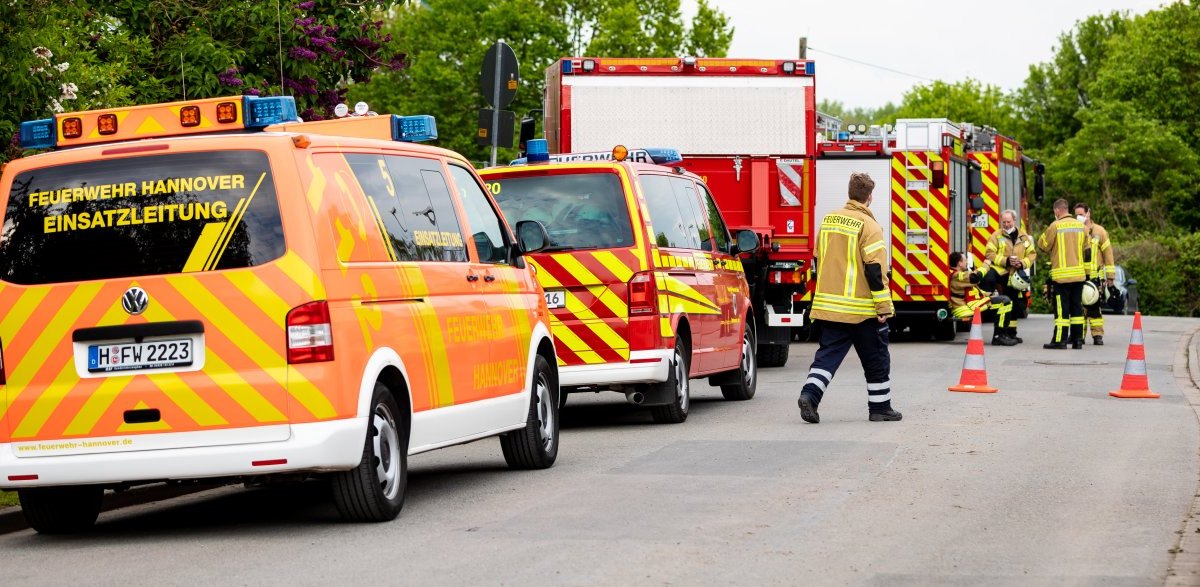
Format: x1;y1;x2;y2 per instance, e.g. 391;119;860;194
1074;202;1115;345
949;252;1014;344
981;209;1036;345
1038;198;1088;349
799;172;901;424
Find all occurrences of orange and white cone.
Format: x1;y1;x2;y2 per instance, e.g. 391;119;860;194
1110;312;1159;399
949;308;998;393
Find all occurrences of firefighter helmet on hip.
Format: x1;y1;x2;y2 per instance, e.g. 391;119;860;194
1009;269;1031;292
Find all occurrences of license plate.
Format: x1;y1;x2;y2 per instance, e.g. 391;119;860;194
88;339;194;373
544;290;566;309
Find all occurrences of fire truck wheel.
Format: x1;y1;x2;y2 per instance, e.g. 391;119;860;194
333;382;407;522
651;337;691;424
721;324;758;401
18;485;104;534
501;354;560;469
757;343;790;368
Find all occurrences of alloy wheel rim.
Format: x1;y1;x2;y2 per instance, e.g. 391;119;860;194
535;372;555;451
675;348;689;412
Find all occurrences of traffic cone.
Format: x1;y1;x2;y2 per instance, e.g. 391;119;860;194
1110;312;1160;399
949;308;998;393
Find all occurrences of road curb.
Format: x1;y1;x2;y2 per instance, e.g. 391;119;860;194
1167;326;1200;586
0;482;220;536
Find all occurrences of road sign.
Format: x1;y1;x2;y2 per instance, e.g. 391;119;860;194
481;41;519;109
481;40;520;166
477;108;515;148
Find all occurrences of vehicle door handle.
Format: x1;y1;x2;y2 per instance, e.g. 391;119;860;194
467;274;480;282
483;275;496;282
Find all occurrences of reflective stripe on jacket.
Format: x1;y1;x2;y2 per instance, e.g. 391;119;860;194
984;229;1037;276
1037;214;1087;283
1084;223;1116;280
811;200;893;323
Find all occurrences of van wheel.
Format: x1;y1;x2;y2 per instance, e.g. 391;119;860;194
18;486;104;534
721;325;757;401
332;382;407;522
757;343;790;368
501;355;559;469
651;338;691;424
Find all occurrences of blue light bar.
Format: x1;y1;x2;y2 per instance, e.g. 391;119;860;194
805;61;816;75
392;115;438;142
561;60;573;74
643;147;682;165
19;119;57;149
243;95;299;128
526;139;550;162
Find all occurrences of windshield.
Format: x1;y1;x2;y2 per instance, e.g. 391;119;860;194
0;150;286;285
487;171;634;251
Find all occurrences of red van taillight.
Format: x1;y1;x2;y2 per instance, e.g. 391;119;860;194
628;271;659;315
0;337;6;385
286;301;334;364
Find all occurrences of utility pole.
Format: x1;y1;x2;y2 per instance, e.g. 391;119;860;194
799;37;808;60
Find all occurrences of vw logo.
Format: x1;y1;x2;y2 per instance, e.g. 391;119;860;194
122;287;149;315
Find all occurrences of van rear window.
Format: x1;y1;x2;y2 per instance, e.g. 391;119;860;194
488;172;634;251
0;150;285;285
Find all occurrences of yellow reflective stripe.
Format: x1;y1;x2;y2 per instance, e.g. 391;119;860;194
12;297;130;437
63;376;134;436
210;173;265;270
812;301;876;316
182;222;229;273
871;290;890;303
0;283;104;420
593;251;635;282
845;236;859;298
814;292;874;309
863;240;885;255
146;372;229;426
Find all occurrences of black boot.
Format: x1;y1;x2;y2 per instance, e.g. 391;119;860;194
869;409;903;421
1043;342;1068;349
1009;328;1023;344
798;394;819;424
1093;336;1104;346
1071;339;1084;349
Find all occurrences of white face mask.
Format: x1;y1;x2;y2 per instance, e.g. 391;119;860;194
1076;215;1087;223
1006;226;1017;235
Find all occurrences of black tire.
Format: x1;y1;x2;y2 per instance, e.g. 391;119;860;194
651;337;691;424
332;382;407;522
18;485;104;534
757;342;790;368
501;355;559;469
721;324;757;401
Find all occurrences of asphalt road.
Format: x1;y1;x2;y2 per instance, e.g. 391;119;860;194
1;313;1197;586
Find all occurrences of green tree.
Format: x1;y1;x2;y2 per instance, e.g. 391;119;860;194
891;79;1018;134
1090;2;1200;151
1011;12;1128;151
586;0;655;56
685;0;732;57
104;0;406;120
1043;100;1200;233
353;0;569;162
818;99;899;128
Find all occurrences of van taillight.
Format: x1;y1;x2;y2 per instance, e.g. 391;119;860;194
628;271;659;315
286;301;334;364
0;337;6;385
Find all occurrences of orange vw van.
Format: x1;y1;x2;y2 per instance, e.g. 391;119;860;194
479;143;760;424
0;96;559;532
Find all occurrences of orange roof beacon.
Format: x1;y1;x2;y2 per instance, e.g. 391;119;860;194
0;95;560;533
479;141;760;423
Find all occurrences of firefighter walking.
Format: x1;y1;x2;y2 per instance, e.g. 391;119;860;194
798;172;901;423
1074;203;1115;345
1038;198;1088;349
981;209;1036;345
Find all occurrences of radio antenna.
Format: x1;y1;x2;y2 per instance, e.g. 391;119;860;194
277;0;286;95
181;52;187;100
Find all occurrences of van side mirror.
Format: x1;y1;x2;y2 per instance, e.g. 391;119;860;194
1034;163;1045;203
731;229;760;254
518;117;537;157
515;220;549;253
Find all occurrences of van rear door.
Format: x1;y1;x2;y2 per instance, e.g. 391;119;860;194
0;149;299;456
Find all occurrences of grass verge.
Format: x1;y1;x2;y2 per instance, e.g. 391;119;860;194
0;491;19;508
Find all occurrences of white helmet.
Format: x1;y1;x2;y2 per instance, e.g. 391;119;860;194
1082;281;1100;306
1008;269;1031;292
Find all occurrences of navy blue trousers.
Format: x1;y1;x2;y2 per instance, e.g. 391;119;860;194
801;319;893;413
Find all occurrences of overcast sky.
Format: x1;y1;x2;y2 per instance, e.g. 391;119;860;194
685;0;1168;108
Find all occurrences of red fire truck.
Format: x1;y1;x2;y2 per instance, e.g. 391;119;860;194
814;120;1042;337
542;57;817;367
